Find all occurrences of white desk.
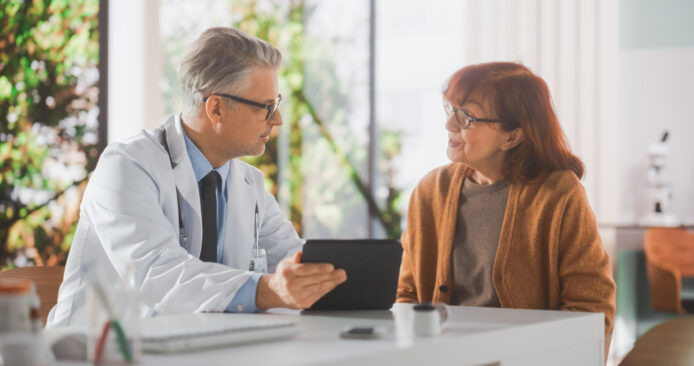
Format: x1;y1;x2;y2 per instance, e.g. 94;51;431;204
57;304;604;366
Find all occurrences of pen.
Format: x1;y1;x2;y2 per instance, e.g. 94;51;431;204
111;319;133;362
94;320;111;363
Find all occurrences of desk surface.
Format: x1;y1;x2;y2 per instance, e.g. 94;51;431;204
57;304;604;366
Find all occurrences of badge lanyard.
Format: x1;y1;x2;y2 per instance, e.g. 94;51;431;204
249;203;267;273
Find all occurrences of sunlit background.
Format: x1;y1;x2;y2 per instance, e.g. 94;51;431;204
2;0;694;363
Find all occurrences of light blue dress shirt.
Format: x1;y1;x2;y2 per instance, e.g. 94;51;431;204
182;129;262;313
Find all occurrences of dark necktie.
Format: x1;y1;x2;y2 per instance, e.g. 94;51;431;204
199;171;220;262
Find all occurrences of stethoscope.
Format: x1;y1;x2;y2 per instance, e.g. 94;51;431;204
160;129;266;273
161;129;187;243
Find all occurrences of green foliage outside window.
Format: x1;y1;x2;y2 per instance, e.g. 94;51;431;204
231;0;403;238
0;0;100;268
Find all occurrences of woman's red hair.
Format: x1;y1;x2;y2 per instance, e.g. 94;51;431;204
444;62;584;181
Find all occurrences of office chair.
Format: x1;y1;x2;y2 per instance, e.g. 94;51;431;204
0;265;65;326
619;316;694;366
644;227;694;314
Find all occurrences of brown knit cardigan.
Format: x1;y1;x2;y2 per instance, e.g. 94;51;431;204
397;163;616;351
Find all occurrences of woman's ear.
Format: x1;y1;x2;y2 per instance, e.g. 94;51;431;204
501;127;524;151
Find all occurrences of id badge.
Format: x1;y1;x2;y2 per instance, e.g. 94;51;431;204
249;249;267;274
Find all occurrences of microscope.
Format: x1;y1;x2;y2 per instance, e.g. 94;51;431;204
639;130;680;227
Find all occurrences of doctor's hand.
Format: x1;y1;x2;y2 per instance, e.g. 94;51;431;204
256;251;347;310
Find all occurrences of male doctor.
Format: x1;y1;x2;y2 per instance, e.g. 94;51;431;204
47;27;346;326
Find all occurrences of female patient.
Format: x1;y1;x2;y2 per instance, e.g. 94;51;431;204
396;62;615;344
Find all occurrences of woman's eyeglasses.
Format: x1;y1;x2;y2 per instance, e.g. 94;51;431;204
443;100;506;129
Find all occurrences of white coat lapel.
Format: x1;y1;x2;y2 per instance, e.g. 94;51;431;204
223;159;257;269
164;115;203;256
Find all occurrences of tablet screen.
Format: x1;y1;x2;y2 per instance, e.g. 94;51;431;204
300;239;402;310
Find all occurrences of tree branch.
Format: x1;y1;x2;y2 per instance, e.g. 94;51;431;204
0;176;89;230
295;89;393;233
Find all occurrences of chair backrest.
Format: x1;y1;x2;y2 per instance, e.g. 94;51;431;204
0;266;65;326
619;316;694;366
644;228;694;313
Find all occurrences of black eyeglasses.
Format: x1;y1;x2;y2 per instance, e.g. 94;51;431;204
203;93;283;120
443;100;506;129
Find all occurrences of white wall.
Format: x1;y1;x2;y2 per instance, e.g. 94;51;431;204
108;0;162;143
618;0;694;225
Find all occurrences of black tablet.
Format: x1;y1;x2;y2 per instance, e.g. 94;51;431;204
300;239;403;310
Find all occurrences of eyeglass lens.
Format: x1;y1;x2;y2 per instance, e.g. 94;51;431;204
454;109;471;129
444;101;468;129
267;96;281;120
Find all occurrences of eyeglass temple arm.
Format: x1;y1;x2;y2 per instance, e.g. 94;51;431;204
473;117;505;123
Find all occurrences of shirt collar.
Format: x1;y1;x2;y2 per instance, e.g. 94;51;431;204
182;127;229;191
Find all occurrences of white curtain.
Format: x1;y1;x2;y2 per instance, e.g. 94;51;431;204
462;0;620;223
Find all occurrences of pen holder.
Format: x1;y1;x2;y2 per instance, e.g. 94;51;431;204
86;280;141;364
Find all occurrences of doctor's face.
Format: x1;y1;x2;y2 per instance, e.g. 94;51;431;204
216;67;283;159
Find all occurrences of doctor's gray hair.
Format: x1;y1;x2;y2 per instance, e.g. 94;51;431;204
179;27;282;120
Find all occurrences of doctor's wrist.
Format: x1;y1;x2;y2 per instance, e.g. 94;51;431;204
256;274;282;310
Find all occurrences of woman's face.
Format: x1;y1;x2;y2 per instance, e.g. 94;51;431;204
444;93;514;172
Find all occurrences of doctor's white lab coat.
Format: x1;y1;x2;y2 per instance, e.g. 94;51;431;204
47;114;302;327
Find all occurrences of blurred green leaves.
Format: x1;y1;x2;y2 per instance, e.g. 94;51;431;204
1;0;100;268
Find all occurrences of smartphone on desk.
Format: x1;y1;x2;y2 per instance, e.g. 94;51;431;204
339;326;383;340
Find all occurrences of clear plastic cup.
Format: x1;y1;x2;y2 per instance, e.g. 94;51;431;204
86;270;141;364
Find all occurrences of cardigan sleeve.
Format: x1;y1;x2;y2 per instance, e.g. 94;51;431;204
557;184;616;348
396;227;419;303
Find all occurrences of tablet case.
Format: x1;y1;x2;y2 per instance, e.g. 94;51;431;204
301;239;403;310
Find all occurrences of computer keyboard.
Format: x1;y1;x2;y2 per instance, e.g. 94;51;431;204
141;313;298;353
